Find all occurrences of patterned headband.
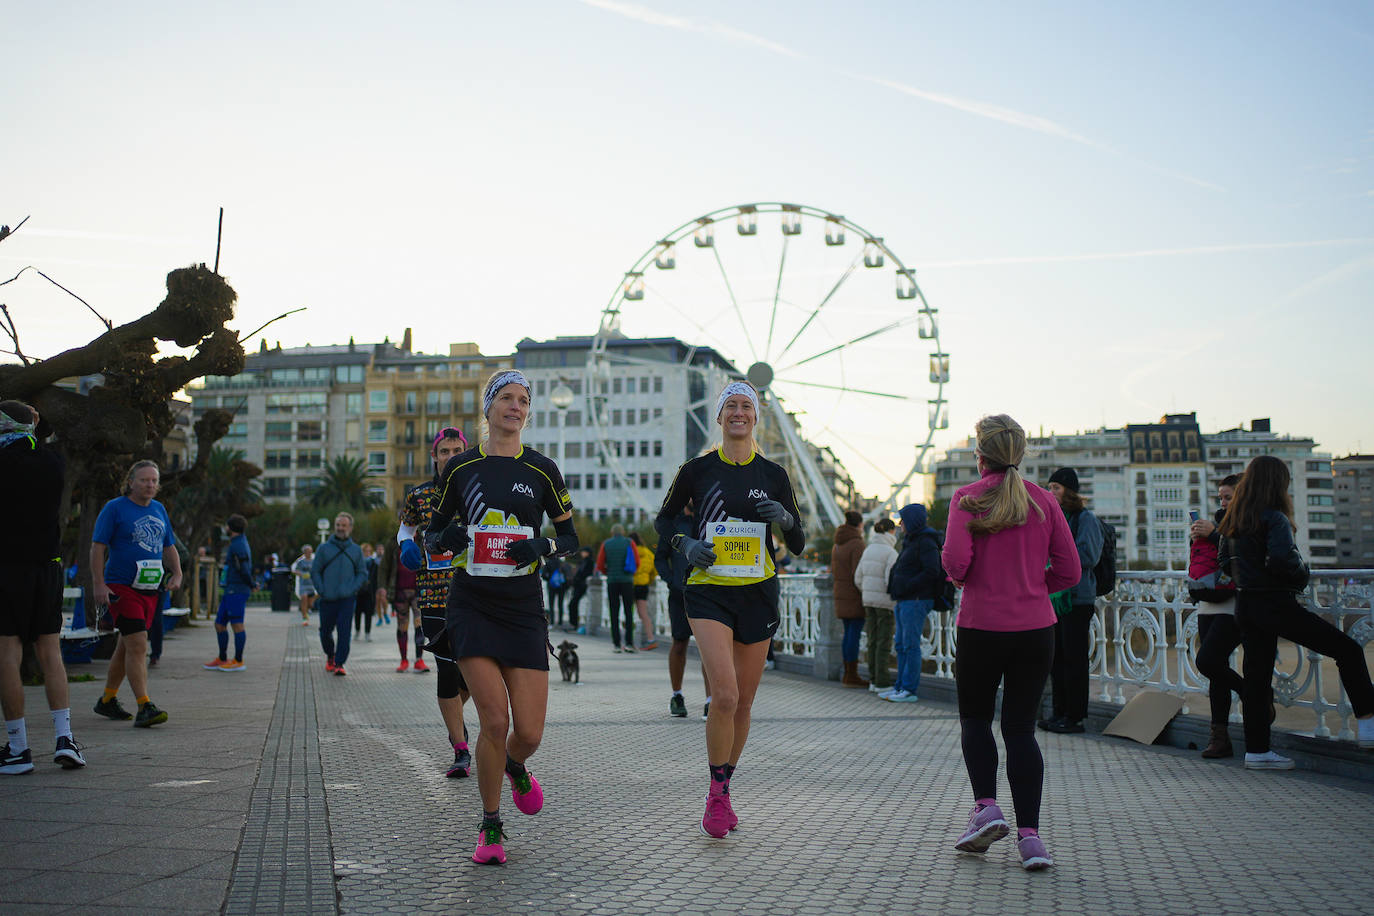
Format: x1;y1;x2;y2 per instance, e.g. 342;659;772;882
483;370;531;416
716;381;760;419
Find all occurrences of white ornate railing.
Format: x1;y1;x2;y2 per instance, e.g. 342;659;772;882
720;570;1374;743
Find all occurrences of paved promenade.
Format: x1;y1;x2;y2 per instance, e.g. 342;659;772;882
4;605;1374;915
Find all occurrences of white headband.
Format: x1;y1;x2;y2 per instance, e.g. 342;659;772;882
483;371;531;416
716;381;760;419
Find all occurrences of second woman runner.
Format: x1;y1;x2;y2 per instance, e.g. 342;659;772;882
426;370;579;865
655;380;805;838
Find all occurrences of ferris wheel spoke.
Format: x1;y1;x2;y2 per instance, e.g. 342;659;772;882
777;316;918;373
645;281;750;364
774;251;863;363
764;234;790;361
814;424;902;484
711;246;758;363
773;376;911;400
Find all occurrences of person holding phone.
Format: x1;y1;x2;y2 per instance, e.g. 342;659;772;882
90;460;181;728
1188;475;1244;758
426;371;579;865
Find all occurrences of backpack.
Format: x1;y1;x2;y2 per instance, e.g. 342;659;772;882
550;566;566;589
1186;535;1235;603
1070;512;1116;597
922;531;958;613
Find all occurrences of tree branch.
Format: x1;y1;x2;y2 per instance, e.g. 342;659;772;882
0;264;111;329
239;306;306;344
0;215;30;244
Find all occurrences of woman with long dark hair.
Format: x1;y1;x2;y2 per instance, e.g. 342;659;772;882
1219;454;1374;768
941;415;1080;870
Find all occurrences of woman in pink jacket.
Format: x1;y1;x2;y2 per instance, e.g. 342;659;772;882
941;414;1080;871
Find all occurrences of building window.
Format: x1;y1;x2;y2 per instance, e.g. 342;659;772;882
297;450;323;469
368;390;388;412
652;408;662;419
402;391;419;414
625;410;636;426
1307;494;1333;506
426;390;451;414
225;422;246;439
639;473;650;489
265;421;292;441
626;441;636;457
585;474;595;490
653;472;662;488
461;389;475;413
566;442;582;459
598;474;608;490
640;409;649;423
368;420;388;442
653;441;663;457
264;450;291;470
269;369;300;383
262;477;291;498
640;377;650;393
346;393;363;415
566;410;581;427
367;452;387;472
653;377;663;393
612;409;622;425
297;421;322;441
567;475;580;490
335;365;364;383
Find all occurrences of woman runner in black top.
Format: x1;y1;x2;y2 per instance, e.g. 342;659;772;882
655;381;805;838
427;370;579;865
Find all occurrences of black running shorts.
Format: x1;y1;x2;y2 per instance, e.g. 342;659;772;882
683;578;780;645
0;560;63;642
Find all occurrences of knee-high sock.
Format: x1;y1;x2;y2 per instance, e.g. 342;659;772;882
398;629;408;660
217;629;229;659
234;630;246;661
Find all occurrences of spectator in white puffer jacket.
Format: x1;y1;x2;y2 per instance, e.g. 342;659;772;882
853;518;898;693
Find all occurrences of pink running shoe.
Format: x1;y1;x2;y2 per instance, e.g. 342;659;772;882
954;802;1009;853
472;820;506;865
700;793;732;838
507;768;544;815
723;793;738;831
1018;834;1053;870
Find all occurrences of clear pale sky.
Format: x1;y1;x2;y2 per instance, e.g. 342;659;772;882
3;1;1372;497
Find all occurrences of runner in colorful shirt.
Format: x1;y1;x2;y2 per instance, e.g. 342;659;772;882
394;427;472;777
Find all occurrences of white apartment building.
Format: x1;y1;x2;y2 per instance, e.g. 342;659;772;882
515;335;737;525
931;414;1335;569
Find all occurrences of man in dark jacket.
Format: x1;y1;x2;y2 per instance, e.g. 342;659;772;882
596;525;637;652
311;513;368;676
886;503;941;702
568;548;594;633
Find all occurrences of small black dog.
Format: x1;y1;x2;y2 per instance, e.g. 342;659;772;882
556;640;580;684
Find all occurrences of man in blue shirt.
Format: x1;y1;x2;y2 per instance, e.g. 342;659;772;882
204;514;252;672
91;460;182;728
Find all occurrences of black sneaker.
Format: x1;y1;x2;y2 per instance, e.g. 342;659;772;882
134;702;168;728
1;743;34;775
54;736;86;769
670;694;687;718
94;696;133;721
701;701;710;722
446;744;472;778
1044;718;1085;734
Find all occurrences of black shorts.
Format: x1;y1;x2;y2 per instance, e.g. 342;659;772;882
684;578;780;645
0;560;63;641
446;593;550;672
633;584;650;601
667;588;691;642
420;608;468;696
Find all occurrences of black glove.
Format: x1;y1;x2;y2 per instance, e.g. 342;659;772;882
756;499;795;531
426;524;470;556
506;537;549;568
677;536;717;569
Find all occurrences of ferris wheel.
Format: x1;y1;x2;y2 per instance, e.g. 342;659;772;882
586;202;949;532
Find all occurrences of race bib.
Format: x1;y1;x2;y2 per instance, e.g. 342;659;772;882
426;548;457;571
466;525;536;578
706;521;767;579
134;558;164;590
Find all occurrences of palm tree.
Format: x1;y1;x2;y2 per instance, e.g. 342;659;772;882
168;446;264;556
312;455;384;510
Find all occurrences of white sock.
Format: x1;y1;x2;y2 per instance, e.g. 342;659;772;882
704;696;712;704
52;708;72;740
6;718;27;754
672;690;683;698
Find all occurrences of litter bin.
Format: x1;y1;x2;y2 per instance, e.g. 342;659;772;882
270;566;293;612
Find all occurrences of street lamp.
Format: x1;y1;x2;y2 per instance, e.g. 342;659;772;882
550;380;574;464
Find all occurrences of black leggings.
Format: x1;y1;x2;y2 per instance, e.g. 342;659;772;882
607;581;635;648
1195;613;1243;726
568;583;587;629
1236;590;1374;753
1048;605;1093;722
354;591;374;635
955;625;1055;829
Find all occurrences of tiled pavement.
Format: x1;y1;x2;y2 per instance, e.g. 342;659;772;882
3;605;1374;915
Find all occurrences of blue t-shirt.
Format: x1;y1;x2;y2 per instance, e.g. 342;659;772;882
221;534;254;594
93;497;175;587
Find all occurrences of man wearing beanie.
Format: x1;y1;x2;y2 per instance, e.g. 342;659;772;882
1040;467;1103;734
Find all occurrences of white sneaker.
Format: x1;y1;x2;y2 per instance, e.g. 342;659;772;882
868;684;880;693
876;687;898;699
1244;750;1295;770
883;689;911;702
1357;716;1374;748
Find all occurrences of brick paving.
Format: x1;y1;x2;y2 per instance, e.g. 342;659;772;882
2;604;1374;915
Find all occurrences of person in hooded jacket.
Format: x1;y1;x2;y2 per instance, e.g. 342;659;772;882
1038;467;1103;734
885;503;942;702
829;511;867;687
854;518;898;693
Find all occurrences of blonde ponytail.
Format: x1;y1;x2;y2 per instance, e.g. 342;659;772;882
959;414;1044;536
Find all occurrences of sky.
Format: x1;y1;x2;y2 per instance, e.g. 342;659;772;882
3;1;1372;500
